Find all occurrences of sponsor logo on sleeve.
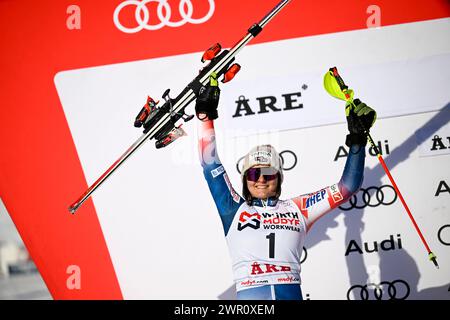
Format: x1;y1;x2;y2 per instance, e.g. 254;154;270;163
302;189;327;210
210;165;225;178
329;183;344;204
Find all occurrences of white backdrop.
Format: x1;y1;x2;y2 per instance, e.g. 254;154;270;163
55;18;450;299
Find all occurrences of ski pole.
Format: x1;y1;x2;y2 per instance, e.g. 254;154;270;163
323;67;439;269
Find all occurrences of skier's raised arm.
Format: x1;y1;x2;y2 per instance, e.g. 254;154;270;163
291;100;376;231
196;74;244;235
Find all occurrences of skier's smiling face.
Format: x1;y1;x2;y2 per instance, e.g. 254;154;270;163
246;165;279;199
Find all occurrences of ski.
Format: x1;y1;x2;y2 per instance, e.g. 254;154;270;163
69;0;291;214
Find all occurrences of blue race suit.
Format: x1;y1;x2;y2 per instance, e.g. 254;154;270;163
198;120;365;300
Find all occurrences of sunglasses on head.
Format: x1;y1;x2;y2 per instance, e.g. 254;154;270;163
245;167;278;182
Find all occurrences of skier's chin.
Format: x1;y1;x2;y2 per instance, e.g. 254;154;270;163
252;190;276;199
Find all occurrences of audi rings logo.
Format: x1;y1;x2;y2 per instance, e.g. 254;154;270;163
339;185;397;211
347;280;410;300
113;0;215;33
300;247;307;264
438;224;450;246
236;150;298;174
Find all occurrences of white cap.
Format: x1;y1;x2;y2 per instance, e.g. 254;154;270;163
241;144;283;183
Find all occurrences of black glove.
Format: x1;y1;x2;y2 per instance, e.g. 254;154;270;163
345;99;377;147
195;73;220;121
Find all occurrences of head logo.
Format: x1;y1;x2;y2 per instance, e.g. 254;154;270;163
113;0;215;33
237;211;261;231
254;155;270;163
236;150;298;174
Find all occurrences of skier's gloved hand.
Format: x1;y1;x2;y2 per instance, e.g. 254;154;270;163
345;99;377;147
195;72;221;121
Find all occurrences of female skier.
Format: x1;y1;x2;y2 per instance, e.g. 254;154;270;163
195;73;376;300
